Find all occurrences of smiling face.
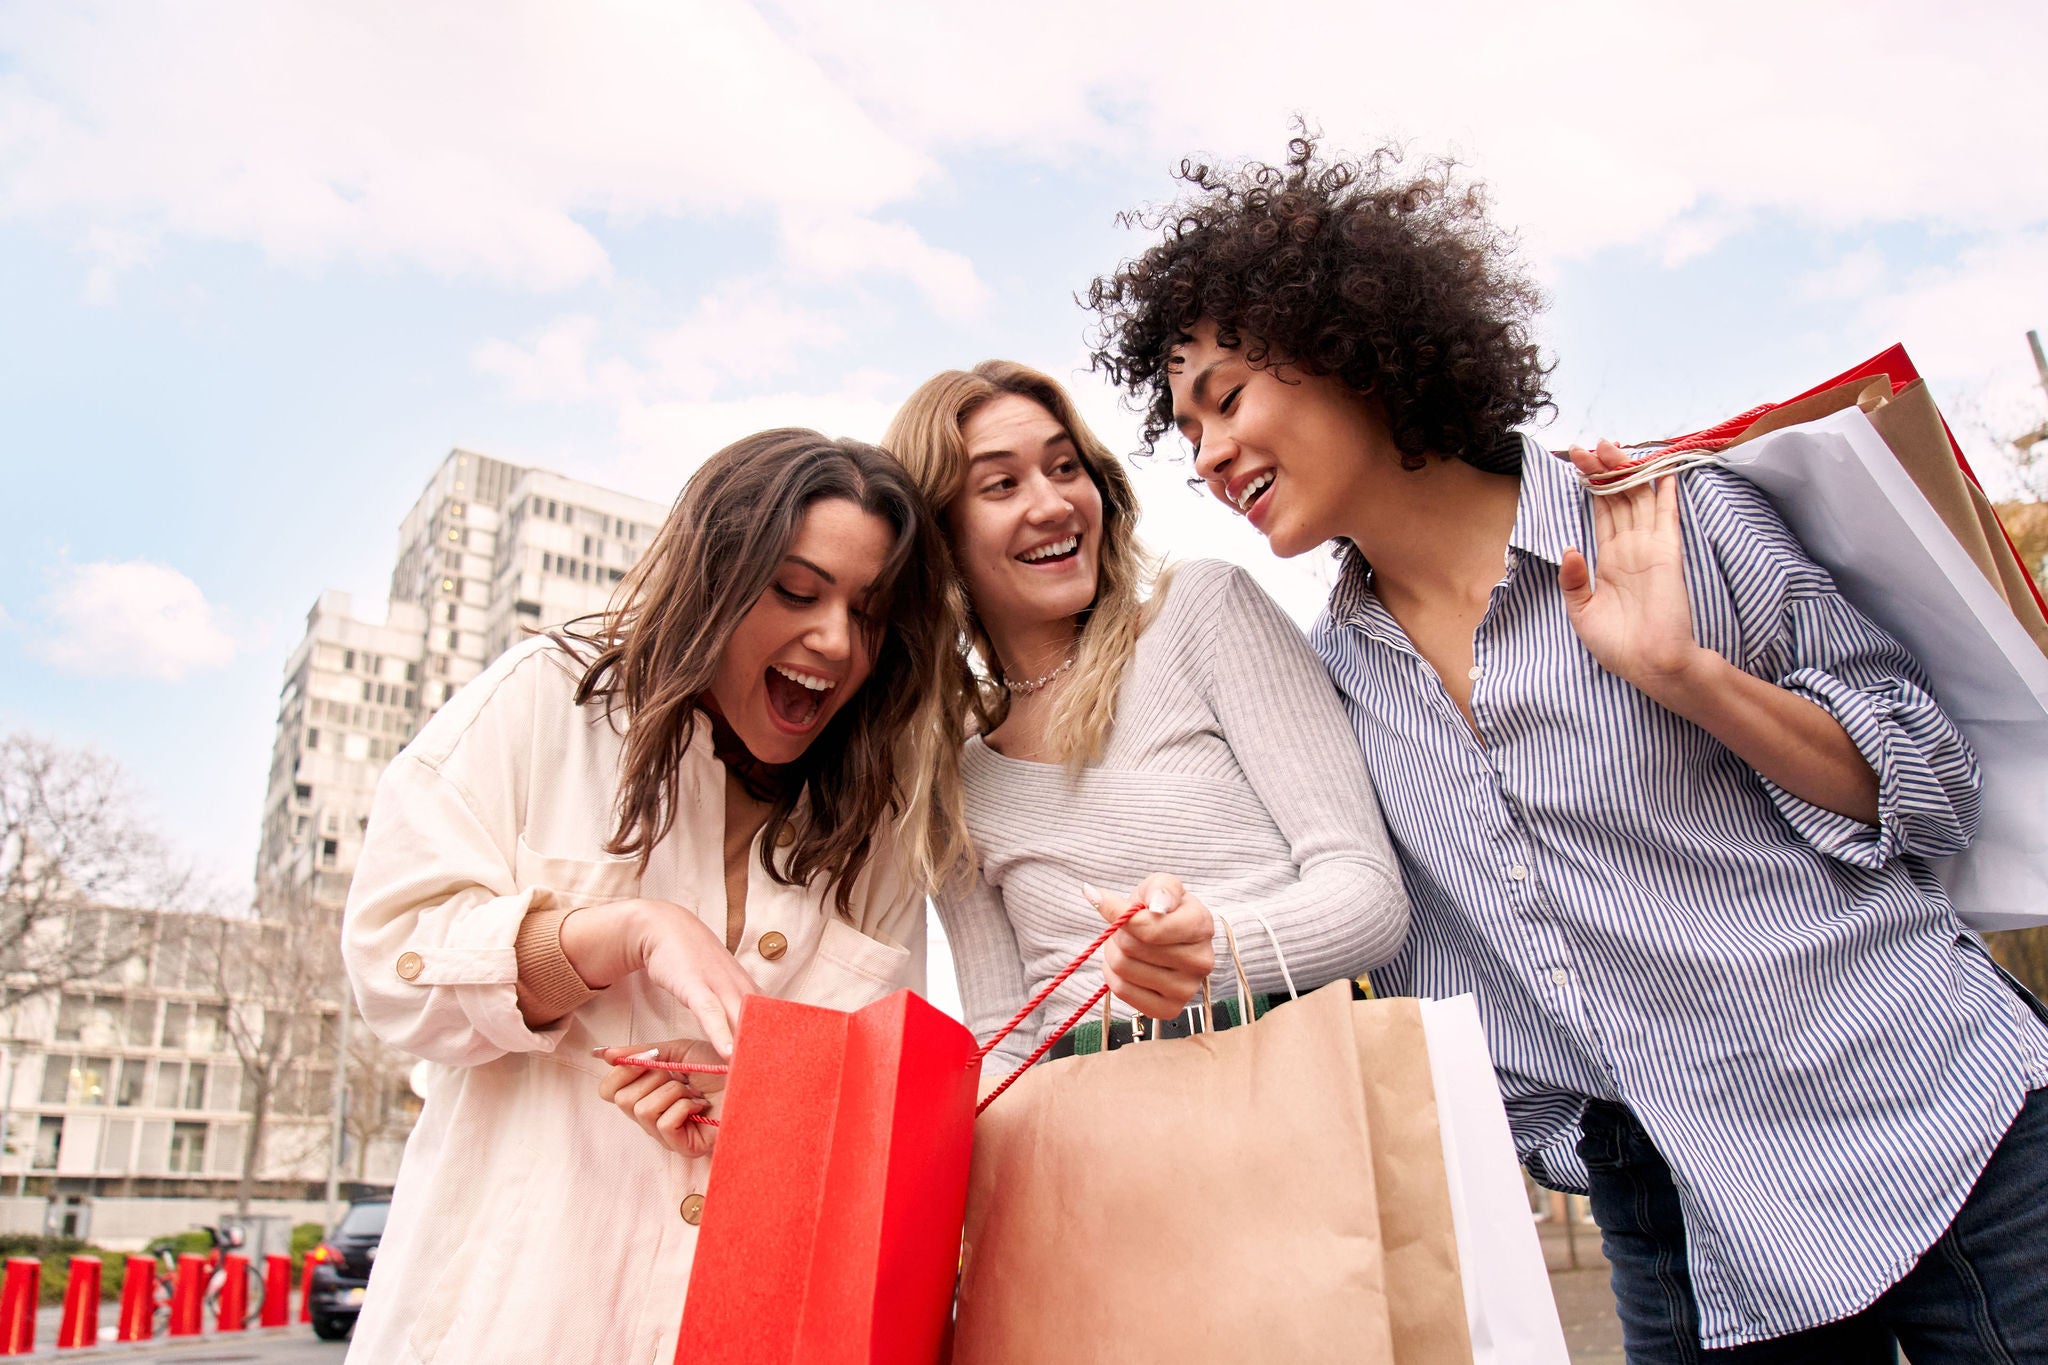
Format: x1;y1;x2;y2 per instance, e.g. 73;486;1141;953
948;393;1104;648
1169;319;1388;558
708;497;894;766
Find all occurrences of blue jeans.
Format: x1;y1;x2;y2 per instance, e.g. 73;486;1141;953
1578;1086;2048;1363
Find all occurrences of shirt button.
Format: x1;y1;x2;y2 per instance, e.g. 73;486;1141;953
395;952;424;981
758;931;788;962
679;1193;705;1225
1508;864;1528;881
775;824;796;848
1467;665;1484;681
1550;967;1570;986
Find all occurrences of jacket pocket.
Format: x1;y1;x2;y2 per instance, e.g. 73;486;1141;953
788;915;913;1011
514;834;642;909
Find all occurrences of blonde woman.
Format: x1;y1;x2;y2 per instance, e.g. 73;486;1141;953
883;362;1409;1078
341;430;960;1361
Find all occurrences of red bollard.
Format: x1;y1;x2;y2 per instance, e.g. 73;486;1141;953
58;1255;101;1348
216;1253;248;1332
168;1254;206;1337
296;1250;320;1324
260;1254;292;1327
0;1257;38;1356
115;1257;155;1341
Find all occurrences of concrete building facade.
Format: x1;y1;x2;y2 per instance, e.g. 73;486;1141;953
256;449;667;905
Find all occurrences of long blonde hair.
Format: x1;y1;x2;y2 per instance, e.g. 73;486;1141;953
883;361;1164;767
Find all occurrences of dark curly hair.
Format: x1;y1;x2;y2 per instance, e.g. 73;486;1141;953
1085;132;1553;472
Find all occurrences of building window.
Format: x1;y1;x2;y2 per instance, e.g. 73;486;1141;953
33;1118;63;1169
362;680;373;702
321;838;338;864
168;1122;207;1174
305;728;318;750
154;1061;186;1108
294;783;311;803
450;501;465;518
116;1058;147;1108
541;552;552;571
403;689;416;709
343;650;355;670
441;578;456;593
583;535;592;556
74;1057;113;1106
447;527;461;542
40;1056;72;1105
160;1002;193;1049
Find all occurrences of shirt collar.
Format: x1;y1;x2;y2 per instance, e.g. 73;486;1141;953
1327;432;1580;628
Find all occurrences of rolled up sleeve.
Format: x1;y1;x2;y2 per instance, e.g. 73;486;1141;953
1692;467;1982;868
344;752;562;1067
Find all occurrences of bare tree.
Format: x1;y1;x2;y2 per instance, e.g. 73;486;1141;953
0;732;191;1011
188;889;345;1213
344;1023;418;1180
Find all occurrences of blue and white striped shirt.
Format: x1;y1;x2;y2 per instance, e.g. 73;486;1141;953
1310;437;2048;1348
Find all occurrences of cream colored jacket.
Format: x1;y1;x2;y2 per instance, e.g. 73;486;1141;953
341;638;925;1364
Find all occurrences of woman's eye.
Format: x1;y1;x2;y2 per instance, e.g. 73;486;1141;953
979;477;1014;495
773;584;816;606
1052;459;1082;478
1219;385;1243;415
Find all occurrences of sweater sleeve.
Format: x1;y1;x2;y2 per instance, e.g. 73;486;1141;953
934;862;1040;1080
1193;564;1412;996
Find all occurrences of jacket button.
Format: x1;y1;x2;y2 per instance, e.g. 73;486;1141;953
775;824;796;848
758;931;788;962
680;1193;705;1225
395;952;424;981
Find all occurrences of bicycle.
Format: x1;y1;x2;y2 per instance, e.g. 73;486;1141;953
147;1222;265;1332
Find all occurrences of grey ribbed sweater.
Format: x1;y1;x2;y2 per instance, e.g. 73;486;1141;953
938;558;1411;1077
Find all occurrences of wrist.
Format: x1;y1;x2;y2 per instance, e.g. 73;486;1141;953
1632;645;1730;716
557;899;648;990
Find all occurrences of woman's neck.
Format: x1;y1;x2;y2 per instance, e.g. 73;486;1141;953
985;614;1081;687
1336;452;1523;608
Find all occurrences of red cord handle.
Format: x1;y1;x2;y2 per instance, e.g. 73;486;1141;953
631;1059;728;1126
974;905;1141;1114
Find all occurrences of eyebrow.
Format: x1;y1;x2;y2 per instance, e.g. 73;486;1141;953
783;554;835;584
966;431;1074;467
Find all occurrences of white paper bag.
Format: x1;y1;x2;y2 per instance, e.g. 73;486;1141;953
1719;407;2048;930
1418;996;1571;1365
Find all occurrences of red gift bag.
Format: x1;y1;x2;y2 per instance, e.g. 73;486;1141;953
675;988;979;1365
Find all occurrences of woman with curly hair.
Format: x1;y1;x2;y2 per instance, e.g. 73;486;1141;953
882;359;1408;1083
1087;136;2048;1362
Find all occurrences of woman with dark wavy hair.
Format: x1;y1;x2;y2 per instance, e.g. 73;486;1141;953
340;429;960;1362
1088;136;2048;1362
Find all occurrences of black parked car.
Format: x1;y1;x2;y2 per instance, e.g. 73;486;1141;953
306;1196;388;1340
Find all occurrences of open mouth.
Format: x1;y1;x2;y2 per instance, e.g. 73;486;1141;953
764;662;835;733
1017;535;1080;566
1233;470;1276;523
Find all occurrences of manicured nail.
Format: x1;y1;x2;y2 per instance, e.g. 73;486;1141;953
626;1048;660;1062
1146;890;1174;915
1082;882;1106;905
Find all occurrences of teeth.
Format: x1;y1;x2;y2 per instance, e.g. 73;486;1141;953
1234;472;1274;512
1020;536;1079;563
771;664;833;692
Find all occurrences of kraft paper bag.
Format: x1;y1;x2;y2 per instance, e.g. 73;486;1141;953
954;983;1472;1364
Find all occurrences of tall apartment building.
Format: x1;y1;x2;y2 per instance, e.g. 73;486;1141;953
255;449;669;905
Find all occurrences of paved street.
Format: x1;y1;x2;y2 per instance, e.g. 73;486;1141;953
17;1325;344;1362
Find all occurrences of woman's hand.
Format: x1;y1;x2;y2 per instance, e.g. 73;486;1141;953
594;1039;725;1159
1559;440;1711;703
1085;874;1216;1019
560;898;759;1057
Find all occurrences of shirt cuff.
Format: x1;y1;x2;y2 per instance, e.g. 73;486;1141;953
514;905;600;1026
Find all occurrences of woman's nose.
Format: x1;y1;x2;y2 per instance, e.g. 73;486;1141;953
1193;432;1237;497
1023;475;1074;523
807;605;853;659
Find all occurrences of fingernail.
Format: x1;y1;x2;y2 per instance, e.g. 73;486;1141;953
1082;882;1106;905
626;1048;659;1062
589;1047;610;1058
1146;890;1174;915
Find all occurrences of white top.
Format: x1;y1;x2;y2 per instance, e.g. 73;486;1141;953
939;559;1410;1077
341;637;925;1364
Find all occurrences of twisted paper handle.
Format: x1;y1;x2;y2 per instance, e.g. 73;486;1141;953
629;1059;729;1126
973;905;1142;1114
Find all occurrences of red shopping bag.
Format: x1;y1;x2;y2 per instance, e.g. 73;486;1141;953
1651;343;2048;623
676;988;979;1365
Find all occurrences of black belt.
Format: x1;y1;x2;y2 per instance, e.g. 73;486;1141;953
1045;978;1373;1060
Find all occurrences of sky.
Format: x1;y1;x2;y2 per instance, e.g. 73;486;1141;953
4;0;2048;910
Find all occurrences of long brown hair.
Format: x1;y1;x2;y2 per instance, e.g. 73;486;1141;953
883;361;1165;767
555;429;958;912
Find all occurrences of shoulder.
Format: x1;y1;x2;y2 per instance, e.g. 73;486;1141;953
404;636;590;774
1150;557;1274;626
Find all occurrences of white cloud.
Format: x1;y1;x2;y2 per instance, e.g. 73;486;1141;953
0;0;953;292
778;216;990;321
31;561;237;680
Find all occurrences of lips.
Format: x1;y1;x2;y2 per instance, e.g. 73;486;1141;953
1016;534;1080;566
1225;469;1277;529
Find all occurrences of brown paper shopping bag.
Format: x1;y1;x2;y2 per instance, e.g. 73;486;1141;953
954;980;1471;1364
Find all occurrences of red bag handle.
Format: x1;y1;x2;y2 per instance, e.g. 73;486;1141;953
635;904;1148;1122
